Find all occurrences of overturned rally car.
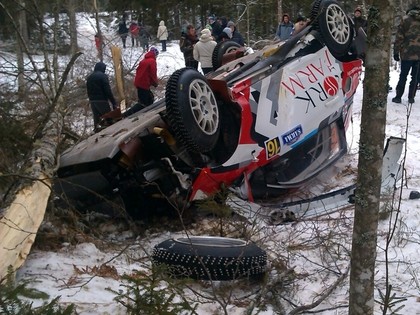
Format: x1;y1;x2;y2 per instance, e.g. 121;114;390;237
55;0;364;216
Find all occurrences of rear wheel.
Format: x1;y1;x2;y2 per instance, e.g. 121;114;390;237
311;0;354;59
165;68;220;153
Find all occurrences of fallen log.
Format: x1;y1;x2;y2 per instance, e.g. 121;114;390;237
0;52;82;280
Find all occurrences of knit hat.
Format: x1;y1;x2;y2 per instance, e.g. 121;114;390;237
222;27;232;39
200;28;212;40
150;46;159;57
227;21;235;27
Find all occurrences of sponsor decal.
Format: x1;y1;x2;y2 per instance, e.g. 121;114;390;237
281;49;340;112
282;125;303;145
265;137;281;159
323;76;339;96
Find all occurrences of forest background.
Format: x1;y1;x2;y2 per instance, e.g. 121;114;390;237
0;0;419;314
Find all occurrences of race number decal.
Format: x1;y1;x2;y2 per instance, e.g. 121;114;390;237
265;137;281;160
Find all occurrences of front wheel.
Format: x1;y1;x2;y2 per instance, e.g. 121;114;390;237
212;40;242;70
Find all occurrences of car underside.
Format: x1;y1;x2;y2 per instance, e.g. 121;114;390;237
55;0;365;217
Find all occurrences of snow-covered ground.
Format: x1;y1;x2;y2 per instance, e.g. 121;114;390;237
7;13;420;315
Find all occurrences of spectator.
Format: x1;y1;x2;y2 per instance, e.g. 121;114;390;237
94;33;104;57
117;17;129;48
129;21;140;47
193;28;217;74
180;24;199;69
392;4;420;104
227;21;245;46
353;7;368;33
292;16;307;36
219;27;232;42
139;24;151;51
218;16;228;31
208;15;222;40
86;62;117;132
134;47;159;108
157;20;169;52
276;13;294;41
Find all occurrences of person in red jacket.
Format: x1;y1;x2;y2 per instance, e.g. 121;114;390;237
134;46;159;107
129;21;140;47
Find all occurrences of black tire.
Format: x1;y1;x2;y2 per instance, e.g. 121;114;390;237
312;0;354;59
152;236;267;281
212;40;242;70
165;68;220;153
309;0;322;24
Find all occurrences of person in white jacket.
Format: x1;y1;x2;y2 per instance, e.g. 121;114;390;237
193;28;217;75
156;20;168;52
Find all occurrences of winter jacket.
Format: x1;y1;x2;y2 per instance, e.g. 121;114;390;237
209;20;222;39
193;29;217;68
134;50;158;90
118;20;128;37
353;16;368;33
86;62;116;107
276;15;294;41
139;27;151;45
180;32;198;64
393;7;420;61
232;29;245;46
157;21;168;40
129;22;140;37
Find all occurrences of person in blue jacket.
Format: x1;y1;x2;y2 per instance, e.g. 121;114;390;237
276;13;294;41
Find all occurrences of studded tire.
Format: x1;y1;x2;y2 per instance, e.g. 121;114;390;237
165;68;220;153
152;236;267;281
212;40;242;70
311;0;354;59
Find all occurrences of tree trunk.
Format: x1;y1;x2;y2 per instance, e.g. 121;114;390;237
16;0;27;98
93;0;103;61
67;0;79;56
277;0;283;23
0;102;65;280
348;1;394;314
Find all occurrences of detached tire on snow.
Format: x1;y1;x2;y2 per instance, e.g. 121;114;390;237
152;236;267;281
165;68;220;153
310;0;354;59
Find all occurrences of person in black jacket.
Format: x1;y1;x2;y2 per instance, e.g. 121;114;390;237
118;17;129;48
227;21;245;46
180;25;199;69
86;62;117;131
353;7;367;33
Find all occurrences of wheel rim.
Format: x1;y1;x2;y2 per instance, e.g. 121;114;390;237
189;79;219;136
225;46;238;54
325;3;351;44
